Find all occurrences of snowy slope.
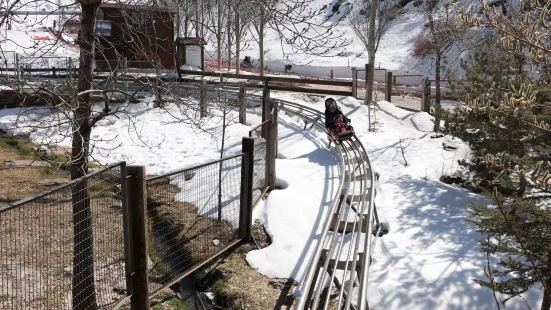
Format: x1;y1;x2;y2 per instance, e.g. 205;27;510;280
1;0;478;78
202;0;478;78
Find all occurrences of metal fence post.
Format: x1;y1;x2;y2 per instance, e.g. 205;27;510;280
240;137;255;241
385;71;392;102
127;166;149;310
422;78;431;113
365;63;369;90
351;68;357;98
239;81;246;124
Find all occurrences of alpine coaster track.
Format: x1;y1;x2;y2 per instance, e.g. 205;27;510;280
238;93;389;310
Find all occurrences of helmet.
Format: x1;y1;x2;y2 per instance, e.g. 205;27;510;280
325;98;337;111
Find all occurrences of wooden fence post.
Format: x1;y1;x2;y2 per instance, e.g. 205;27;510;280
261;87;270;138
422;78;431;113
239;137;255;241
200;79;207;118
239;82;246;124
385;71;392;102
351;68;357;98
266;99;277;191
127;166;149;310
365;63;369;90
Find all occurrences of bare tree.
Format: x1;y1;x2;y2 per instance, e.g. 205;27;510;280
412;0;465;131
254;0;351;64
350;0;403;104
0;1;210;308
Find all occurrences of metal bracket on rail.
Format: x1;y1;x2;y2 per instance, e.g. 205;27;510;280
303;116;321;130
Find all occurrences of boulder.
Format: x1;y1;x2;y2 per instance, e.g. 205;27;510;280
0;87;20;109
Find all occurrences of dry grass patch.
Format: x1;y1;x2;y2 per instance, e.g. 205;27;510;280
0;135;128;310
0;133;71;203
146;177;239;293
209;244;297;309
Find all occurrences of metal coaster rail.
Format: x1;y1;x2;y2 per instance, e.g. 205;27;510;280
234;92;387;310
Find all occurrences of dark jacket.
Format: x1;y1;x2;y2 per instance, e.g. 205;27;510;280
325;107;348;128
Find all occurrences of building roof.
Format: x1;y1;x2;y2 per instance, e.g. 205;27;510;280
99;2;176;13
177;37;207;45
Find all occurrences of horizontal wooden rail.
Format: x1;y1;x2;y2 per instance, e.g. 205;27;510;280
179;69;353;87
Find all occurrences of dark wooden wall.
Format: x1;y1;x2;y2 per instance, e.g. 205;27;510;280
95;5;175;69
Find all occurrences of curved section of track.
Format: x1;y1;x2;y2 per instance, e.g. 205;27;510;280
236;93;386;310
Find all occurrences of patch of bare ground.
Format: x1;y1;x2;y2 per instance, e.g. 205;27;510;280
190;222;296;310
0;133;128;309
145;177;239;293
0;134;71;203
145;177;300;309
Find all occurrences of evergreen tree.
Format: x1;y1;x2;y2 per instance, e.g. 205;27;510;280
453;1;551;308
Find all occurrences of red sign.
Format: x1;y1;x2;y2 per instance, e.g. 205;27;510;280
33;35;51;40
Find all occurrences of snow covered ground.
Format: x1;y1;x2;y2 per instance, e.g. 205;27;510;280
246;94;542;309
0;93;541;309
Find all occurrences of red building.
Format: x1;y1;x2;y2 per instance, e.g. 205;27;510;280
95;3;176;69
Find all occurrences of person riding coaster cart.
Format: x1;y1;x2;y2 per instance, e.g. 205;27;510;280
324;98;355;141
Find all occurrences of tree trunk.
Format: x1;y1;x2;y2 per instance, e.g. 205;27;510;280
365;0;378;105
227;0;231;69
433;51;442;132
543;279;551;310
200;0;204;38
217;0;222;70
235;3;240;74
541;251;551;310
195;0;199;37
259;8;265;76
72;2;99;309
184;0;189;36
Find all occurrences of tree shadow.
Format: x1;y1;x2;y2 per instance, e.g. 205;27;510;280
368;175;540;309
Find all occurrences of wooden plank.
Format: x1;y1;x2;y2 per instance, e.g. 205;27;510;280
329;216;369;234
321;249;364;271
344;172;371;182
238;82;246;124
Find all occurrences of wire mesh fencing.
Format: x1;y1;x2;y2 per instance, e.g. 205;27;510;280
249;123;268;208
0;162;129;310
145;154;244;295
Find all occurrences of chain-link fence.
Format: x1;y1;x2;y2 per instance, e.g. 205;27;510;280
0;162;129;310
145;154;244;295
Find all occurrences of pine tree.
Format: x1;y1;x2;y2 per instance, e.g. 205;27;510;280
453;1;551;308
446;36;530;157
